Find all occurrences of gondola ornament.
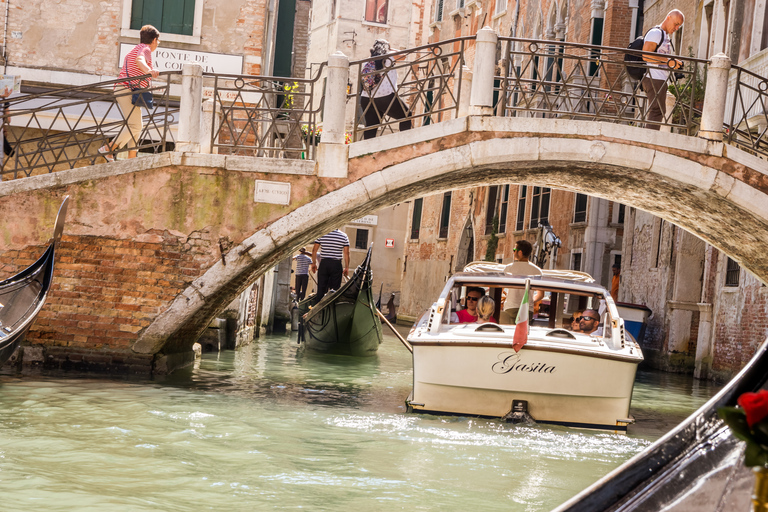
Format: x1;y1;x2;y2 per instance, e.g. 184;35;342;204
719;390;768;511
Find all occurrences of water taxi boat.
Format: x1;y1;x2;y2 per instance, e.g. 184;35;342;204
0;196;69;367
406;262;644;432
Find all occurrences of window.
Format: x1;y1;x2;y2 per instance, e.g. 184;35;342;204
485;186;499;235
365;0;388;24
122;0;203;44
130;0;195;35
457;0;465;8
439;192;452;238
498;185;510;234
515;186;527;231
618;204;625;224
355;229;369;250
411;198;423;239
571;252;582;271
573;193;588;223
495;0;507;14
529;187;551;229
435;0;445;21
725;257;741;287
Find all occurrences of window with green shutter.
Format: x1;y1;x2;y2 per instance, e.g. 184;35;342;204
131;0;195;36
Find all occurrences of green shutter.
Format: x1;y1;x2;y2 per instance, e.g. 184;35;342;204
132;0;194;36
273;0;297;77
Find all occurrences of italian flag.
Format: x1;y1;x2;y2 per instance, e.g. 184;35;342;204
513;281;530;352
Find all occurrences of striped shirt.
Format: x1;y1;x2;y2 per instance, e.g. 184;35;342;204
119;43;153;90
294;253;312;275
314;229;349;260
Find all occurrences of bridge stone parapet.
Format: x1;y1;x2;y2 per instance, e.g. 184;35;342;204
2;115;768;375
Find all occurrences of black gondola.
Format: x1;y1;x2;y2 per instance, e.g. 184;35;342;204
297;245;382;356
554;336;768;511
0;196;69;367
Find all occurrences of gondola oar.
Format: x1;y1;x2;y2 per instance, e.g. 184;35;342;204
374;306;412;353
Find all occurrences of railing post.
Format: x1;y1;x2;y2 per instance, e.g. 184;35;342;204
699;53;731;142
457;65;473;118
317;51;349;178
176;63;204;153
470;27;498;116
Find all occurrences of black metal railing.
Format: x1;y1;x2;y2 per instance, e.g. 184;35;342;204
350;37;469;141
1;73;178;180
207;66;325;160
496;37;708;134
726;65;768;158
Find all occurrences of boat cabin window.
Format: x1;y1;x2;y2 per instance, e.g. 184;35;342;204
449;283;610;336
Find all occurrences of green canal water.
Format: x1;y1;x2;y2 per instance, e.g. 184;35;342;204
0;329;721;511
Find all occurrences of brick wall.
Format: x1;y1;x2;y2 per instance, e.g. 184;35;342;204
1;230;214;373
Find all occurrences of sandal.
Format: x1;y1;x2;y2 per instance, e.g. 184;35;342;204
98;145;115;162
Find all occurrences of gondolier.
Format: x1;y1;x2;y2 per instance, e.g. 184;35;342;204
310;229;350;299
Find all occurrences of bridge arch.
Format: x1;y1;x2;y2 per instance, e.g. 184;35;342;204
138;116;768;366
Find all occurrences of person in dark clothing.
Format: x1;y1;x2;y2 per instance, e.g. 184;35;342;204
359;39;412;140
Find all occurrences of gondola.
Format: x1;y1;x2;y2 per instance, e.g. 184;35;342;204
0;196;69;367
553;335;768;511
297;245;382;356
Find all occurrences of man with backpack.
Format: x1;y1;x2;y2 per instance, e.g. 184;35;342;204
641;9;685;130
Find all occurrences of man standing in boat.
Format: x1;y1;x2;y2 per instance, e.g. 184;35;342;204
500;240;544;323
310;229;350;299
293;248;313;301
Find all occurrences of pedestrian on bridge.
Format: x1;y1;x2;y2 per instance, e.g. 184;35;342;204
310;229;350;299
99;25;160;162
641;10;685;130
359;39;412;140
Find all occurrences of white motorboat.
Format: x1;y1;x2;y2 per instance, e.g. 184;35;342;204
406;262;644;432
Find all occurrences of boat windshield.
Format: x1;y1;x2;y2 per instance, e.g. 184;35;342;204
446;283;612;336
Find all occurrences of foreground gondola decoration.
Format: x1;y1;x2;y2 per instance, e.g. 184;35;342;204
553;336;768;511
0;196;69;367
297;245;382;356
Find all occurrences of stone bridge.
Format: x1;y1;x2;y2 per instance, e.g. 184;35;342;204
2;114;767;374
1;30;767;374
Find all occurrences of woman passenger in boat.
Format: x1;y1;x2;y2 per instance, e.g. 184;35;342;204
475;296;497;324
456;287;496;323
570;314;583;332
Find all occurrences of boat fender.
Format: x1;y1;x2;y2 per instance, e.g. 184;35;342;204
503;400;536;425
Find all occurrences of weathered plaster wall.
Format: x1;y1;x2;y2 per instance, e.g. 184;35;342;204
7;0;279;79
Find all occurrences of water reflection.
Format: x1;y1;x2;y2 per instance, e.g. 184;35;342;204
0;330;721;511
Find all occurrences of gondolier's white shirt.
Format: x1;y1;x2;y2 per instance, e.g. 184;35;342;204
502;261;543;310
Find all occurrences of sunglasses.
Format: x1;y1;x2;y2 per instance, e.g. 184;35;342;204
573;317;582;322
466;296;480;302
582;316;598;322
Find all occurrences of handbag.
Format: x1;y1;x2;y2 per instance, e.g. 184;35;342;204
124;53;154;110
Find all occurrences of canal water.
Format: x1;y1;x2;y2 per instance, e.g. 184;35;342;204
0;329;721;511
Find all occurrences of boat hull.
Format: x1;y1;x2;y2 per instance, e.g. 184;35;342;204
409;342;638;430
298;247;382;356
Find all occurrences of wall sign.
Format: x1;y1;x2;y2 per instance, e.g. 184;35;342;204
385;238;395;248
254;180;291;206
353;215;378;226
119;44;243;75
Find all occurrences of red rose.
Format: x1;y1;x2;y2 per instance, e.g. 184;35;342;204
737;390;768;428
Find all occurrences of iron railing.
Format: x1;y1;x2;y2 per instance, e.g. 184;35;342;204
207;66;325;159
496;37;707;134
350;37;469;141
726;65;768;158
1;73;178;180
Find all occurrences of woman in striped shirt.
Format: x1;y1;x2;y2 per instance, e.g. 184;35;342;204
98;25;160;162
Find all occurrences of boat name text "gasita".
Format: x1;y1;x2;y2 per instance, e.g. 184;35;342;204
492;352;556;374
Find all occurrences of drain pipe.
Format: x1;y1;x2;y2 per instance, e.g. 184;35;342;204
2;0;9;74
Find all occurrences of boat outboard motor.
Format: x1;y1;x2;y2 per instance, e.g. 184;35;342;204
503;400;536;424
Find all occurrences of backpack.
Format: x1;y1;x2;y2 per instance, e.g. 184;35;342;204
624;27;661;81
362;60;383;93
